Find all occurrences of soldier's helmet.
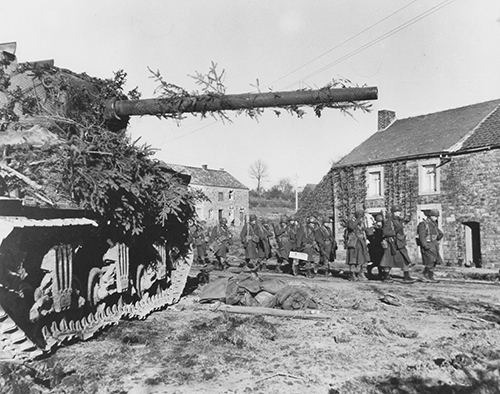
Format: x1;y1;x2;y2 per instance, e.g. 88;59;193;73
391;205;402;213
280;215;288;224
323;216;333;224
427;209;440;217
220;217;228;224
375;214;383;222
308;216;318;225
355;209;365;219
249;214;257;222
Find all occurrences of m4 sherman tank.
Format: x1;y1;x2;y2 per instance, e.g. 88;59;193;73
0;42;377;360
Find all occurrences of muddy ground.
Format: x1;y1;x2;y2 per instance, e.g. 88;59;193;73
1;267;500;394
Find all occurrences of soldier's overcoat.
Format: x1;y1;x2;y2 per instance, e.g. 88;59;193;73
210;224;232;258
274;223;292;260
345;218;369;265
380;216;412;268
417;218;444;266
240;222;263;260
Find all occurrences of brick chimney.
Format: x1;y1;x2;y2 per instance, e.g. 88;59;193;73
378;110;396;131
201;164;208;170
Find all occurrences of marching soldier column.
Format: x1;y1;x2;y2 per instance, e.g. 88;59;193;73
190;206;444;284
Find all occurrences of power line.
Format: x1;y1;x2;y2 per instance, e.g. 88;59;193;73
162;0;457;143
163;120;218;143
284;0;457;90
267;0;420;88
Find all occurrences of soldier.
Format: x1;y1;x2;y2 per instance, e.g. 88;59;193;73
316;216;337;276
260;218;273;261
380;205;415;283
345;209;370;280
192;220;210;266
417;209;443;282
240;214;263;271
294;216;320;277
210;217;233;270
366;214;385;279
274;215;292;272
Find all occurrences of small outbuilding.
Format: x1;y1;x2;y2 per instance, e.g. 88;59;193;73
166;164;249;227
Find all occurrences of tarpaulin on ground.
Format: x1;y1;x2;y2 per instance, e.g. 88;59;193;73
199;273;316;310
198;278;228;303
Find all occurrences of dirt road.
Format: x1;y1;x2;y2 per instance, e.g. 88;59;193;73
2;270;499;393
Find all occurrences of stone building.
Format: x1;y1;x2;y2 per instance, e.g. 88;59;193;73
167;164;249;227
301;99;500;268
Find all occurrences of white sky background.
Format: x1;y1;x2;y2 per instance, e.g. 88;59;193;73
1;0;499;189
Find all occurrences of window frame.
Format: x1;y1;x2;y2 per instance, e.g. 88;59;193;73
217;191;224;202
366;166;384;199
418;159;441;195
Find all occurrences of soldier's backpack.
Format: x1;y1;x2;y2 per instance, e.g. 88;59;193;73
415;221;430;246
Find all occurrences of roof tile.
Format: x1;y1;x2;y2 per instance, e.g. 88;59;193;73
336;99;500;166
165;164;248;190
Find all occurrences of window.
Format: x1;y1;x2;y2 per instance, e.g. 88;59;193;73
228;190;234;200
419;160;440;195
366;167;384;198
208;209;213;219
218;191;224;202
422;164;437;193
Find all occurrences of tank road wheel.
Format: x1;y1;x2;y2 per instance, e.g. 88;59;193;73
136;264;146;298
87;268;101;307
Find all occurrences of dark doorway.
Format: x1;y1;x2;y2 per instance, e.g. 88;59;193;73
463;221;481;267
218;209;223;222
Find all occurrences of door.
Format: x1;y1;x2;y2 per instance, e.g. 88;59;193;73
463;221;481;267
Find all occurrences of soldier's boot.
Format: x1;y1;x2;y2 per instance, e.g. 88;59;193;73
366;263;373;278
428;270;439;283
325;263;330;277
357;270;368;281
292;262;299;276
403;271;415;283
381;269;393;282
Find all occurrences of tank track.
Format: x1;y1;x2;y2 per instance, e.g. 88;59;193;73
0;252;193;362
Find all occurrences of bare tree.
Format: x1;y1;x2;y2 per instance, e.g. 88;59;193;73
277;178;294;197
249;160;268;193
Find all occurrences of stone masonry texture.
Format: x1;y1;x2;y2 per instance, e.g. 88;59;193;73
302;148;500;268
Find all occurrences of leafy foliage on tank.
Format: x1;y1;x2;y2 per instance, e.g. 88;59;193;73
0;57;198;246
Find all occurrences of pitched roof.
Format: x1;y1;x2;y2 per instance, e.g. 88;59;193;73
165;164;248;190
336;99;500;167
460;105;500;150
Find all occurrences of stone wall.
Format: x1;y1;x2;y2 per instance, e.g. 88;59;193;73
192;185;249;228
440;149;500;267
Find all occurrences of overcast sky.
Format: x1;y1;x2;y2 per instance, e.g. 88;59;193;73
1;1;499;189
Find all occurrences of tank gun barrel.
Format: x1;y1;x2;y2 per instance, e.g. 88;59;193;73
105;86;377;119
